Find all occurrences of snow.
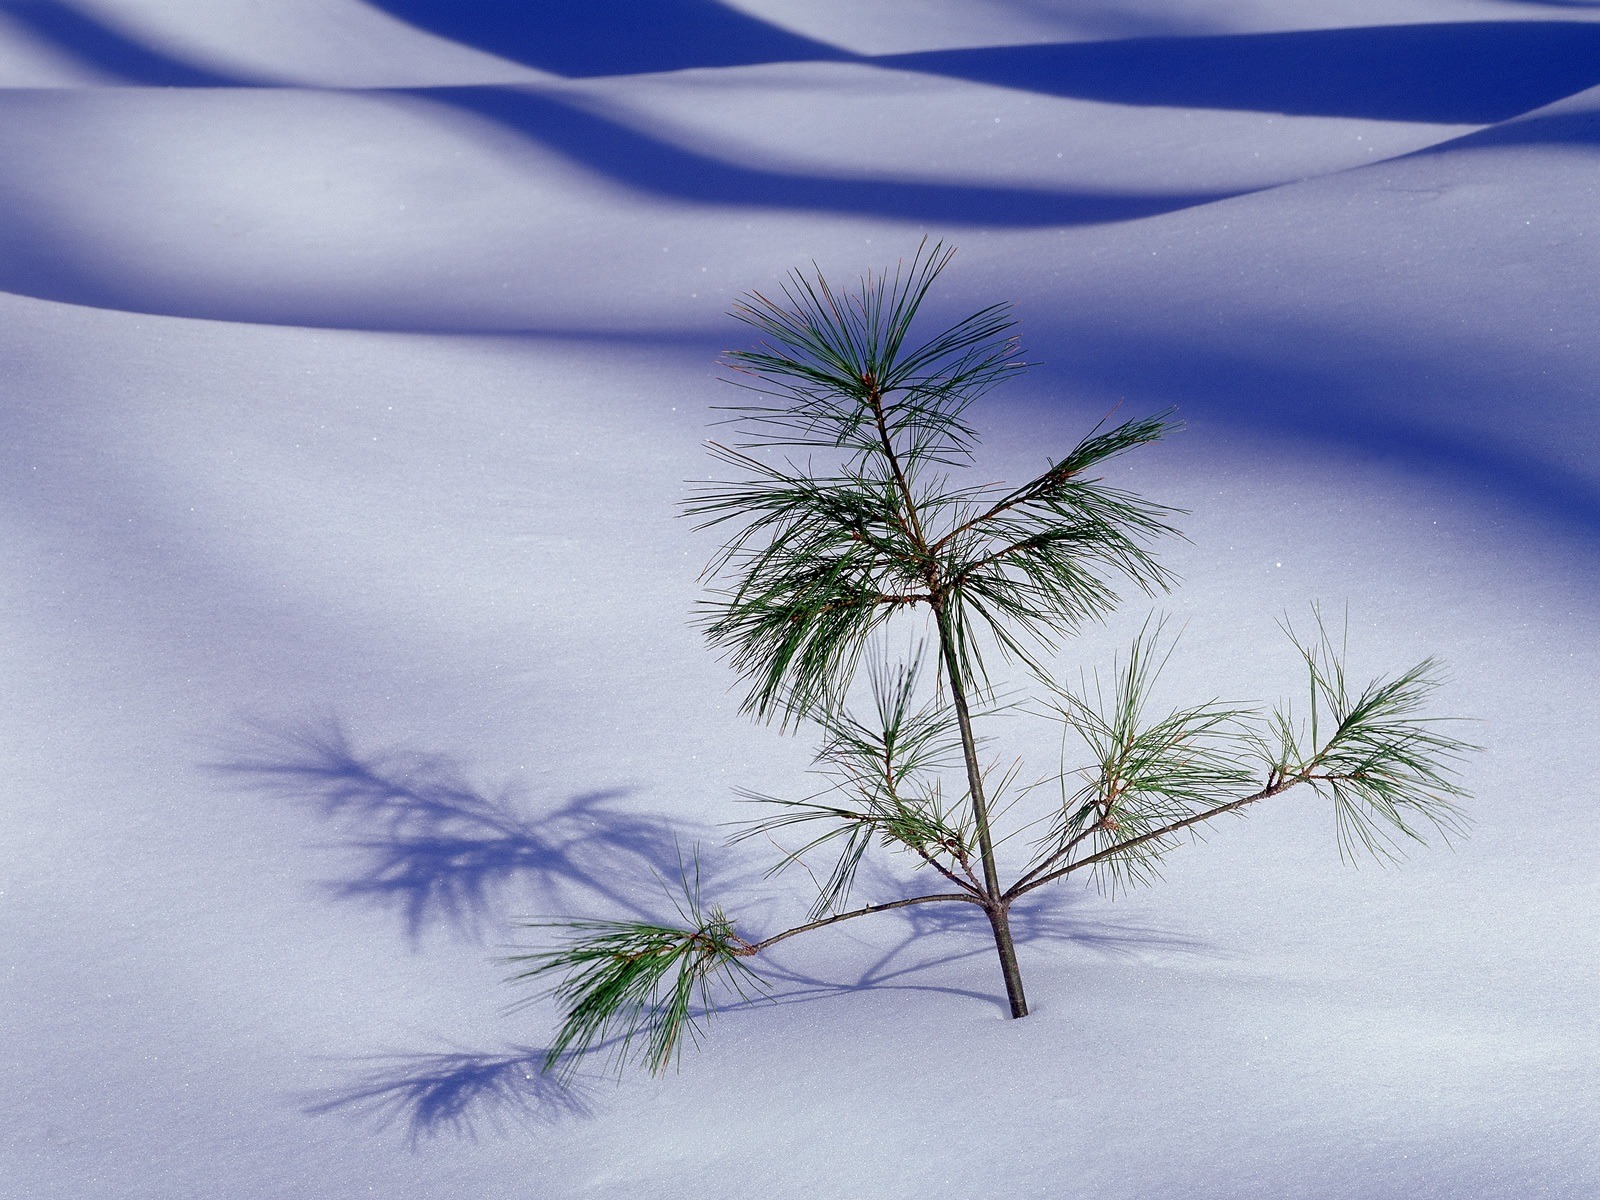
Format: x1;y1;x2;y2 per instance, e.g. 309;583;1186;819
2;2;1597;1197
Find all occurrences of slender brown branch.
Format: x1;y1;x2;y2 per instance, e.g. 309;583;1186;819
1005;775;1307;901
929;461;1074;553
748;892;980;952
873;741;982;898
904;840;984;897
949;837;984;892
863;384;933;556
935;607;1002;904
1008;768;1132;895
1008;817;1100;896
774;591;930;622
943;533;1053;585
863;369;1028;1016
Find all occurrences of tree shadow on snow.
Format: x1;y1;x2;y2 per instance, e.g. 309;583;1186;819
304;1045;598;1145
304;884;1211;1141
1421;107;1600;152
212;718;712;945
9;9;1600;328
258;723;1212;1140
18;0;1600;132
1027;325;1600;542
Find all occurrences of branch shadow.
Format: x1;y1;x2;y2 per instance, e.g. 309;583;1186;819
303;1045;598;1145
743;881;1213;1018
212;717;704;944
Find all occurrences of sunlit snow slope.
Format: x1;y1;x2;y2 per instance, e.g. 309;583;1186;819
2;3;1597;1199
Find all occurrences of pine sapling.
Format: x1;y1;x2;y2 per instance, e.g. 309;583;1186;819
505;243;1475;1075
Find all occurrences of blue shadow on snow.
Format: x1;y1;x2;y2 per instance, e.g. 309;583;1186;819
881;21;1600;124
213;719;695;944
11;1;1600;133
371;0;851;77
372;4;1600;126
1028;327;1600;540
1426;108;1600;150
306;1046;596;1144
1;0;253;85
305;885;1205;1140
423;85;1251;227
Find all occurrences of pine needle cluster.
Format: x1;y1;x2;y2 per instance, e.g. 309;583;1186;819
505;860;762;1078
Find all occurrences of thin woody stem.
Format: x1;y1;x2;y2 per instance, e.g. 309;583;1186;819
1005;775;1305;901
1008;819;1100;896
934;602;1030;1017
949;837;985;893
872;732;984;898
927;460;1077;553
934;606;1003;903
1008;772;1133;894
942;535;1053;587
747;892;980;953
862;382;931;552
858;379;1030;1018
904;838;985;897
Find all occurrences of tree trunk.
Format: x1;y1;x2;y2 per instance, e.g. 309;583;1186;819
933;603;1030;1018
984;903;1029;1018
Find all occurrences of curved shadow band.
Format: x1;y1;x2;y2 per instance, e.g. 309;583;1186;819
881;22;1600;124
428;85;1255;227
369;3;1600;125
373;0;852;77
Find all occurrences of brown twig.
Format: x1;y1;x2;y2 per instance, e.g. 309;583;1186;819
747;892;981;953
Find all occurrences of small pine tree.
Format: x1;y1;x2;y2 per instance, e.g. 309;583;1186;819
506;244;1473;1075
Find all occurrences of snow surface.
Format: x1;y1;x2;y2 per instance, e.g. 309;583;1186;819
2;2;1598;1197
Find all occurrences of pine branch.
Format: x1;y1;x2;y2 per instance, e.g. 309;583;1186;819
507;883;977;1080
730;651;980;915
1007;611;1473;900
1007;778;1290;901
930;409;1182;552
720;240;1022;470
1264;607;1474;861
505;863;764;1079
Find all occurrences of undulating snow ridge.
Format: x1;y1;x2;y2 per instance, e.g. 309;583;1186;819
2;3;1597;1198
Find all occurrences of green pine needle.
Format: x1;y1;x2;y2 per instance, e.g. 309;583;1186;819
504;863;764;1079
1266;606;1474;862
1034;618;1257;893
731;649;975;917
688;243;1184;720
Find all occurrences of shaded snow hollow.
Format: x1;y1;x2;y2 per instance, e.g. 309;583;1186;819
1;2;1597;1198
